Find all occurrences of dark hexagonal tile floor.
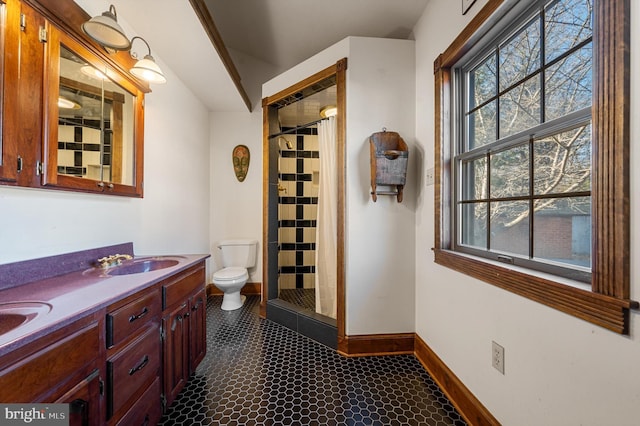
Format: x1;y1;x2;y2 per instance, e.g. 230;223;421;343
159;295;467;426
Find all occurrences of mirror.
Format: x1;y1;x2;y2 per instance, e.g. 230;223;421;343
44;25;144;196
57;45;135;186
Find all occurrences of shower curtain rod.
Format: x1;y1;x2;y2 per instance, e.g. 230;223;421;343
268;118;325;139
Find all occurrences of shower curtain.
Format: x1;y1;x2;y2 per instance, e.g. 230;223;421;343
315;116;337;319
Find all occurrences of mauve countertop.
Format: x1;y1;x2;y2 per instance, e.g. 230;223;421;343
0;250;210;357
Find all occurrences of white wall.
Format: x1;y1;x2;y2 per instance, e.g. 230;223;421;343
344;38;417;335
414;1;640;425
0;1;211;265
209;110;263;282
208;51;278;283
263;37;417;335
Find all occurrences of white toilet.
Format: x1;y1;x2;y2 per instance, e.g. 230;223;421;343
212;239;257;310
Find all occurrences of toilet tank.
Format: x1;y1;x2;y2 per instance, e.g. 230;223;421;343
217;239;258;268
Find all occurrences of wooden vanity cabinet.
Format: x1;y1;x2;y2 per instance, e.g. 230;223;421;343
0;258;207;425
0;312;105;422
105;286;161;426
55;368;102;426
161;261;207;409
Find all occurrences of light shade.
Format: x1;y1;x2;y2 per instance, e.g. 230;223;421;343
320;105;337;118
80;65;108;80
81;5;130;51
58;97;81;109
130;55;166;84
129;37;166;84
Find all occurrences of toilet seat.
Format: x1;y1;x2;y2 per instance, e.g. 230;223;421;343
213;267;248;283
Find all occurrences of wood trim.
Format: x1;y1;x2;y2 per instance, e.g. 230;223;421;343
433;0;634;334
591;0;630;299
435;249;637;334
439;0;505;68
335;58;347;354
337;333;414;357
414;335;500;426
207;282;261;297
188;0;252;112
260;99;270;319
263;63;339;107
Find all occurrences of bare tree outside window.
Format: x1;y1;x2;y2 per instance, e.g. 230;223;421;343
457;0;593;276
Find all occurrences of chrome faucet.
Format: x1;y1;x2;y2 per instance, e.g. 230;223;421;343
97;254;132;269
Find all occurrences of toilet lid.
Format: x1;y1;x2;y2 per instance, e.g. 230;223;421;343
214;267;247;280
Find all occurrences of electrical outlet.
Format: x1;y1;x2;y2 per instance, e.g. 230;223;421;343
426;167;435;186
492;341;505;374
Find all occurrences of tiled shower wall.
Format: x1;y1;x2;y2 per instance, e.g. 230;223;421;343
57;118;111;179
278;129;319;290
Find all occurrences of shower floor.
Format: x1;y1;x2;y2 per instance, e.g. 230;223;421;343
279;288;316;312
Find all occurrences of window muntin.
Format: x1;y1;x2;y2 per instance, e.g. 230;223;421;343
455;0;593;281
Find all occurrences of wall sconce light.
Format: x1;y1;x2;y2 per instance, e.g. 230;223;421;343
80;65;108;80
320;105;337;118
81;5;130;51
82;4;166;84
129;37;166;84
58;97;81;109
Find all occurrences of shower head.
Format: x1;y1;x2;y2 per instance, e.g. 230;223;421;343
278;137;293;150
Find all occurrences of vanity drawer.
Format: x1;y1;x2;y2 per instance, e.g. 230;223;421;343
162;263;205;309
115;376;162;426
0;315;101;403
107;322;160;418
107;288;161;348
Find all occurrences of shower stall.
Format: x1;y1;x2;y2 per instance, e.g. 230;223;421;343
263;74;339;347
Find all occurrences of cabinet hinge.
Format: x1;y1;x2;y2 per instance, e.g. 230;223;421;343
99;378;104;396
160;394;167;412
36;160;43;176
38;25;47;43
159;326;165;341
17;156;23;173
20;13;26;31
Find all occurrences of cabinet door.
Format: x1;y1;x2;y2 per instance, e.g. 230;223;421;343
55;369;102;426
0;0;17;183
0;0;44;186
189;289;207;373
162;302;189;408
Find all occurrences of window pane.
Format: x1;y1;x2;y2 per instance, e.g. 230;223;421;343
461;202;487;249
461;157;487;200
545;0;593;63
499;17;541;91
545;44;592;121
533;124;591;195
499;75;541;138
533;197;591;268
469;54;497;109
490;145;530;198
490;200;529;256
468;101;496;149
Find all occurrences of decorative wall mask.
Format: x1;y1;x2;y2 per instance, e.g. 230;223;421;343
232;145;250;182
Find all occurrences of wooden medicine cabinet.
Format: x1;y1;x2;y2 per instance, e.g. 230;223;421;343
1;0;148;197
43;26;144;196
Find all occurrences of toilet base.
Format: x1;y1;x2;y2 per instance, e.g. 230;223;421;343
221;292;246;311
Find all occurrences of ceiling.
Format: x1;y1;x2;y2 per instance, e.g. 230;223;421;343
203;0;429;72
108;0;429;113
